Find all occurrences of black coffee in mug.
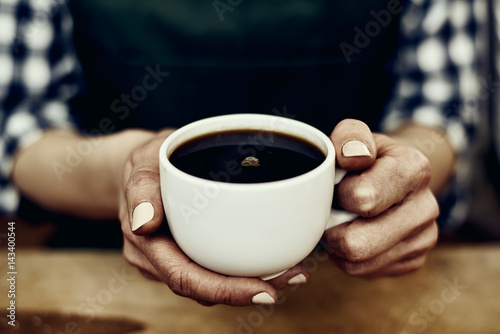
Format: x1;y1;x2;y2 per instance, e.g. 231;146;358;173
169;130;326;183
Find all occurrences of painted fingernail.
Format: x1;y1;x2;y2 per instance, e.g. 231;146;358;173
251;292;275;305
132;202;154;231
355;187;375;213
287;274;307;285
342;140;371;157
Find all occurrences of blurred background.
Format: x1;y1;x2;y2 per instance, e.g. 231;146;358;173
1;0;500;246
1;1;500;333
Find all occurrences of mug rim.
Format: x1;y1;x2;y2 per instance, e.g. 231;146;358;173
159;113;336;189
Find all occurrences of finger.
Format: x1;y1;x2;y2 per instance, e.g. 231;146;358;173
143;235;278;306
367;252;427;278
324;188;439;263
266;263;309;289
330;119;376;171
332;252;429;279
122;238;162;280
329;220;438;278
336;134;432;217
196;300;216;307
138;269;162;281
125;130;174;235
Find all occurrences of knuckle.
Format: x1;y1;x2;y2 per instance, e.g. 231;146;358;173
165;268;190;297
429;222;439;246
125;170;160;196
129;146;150;165
138;269;159;281
122;250;135;267
168;281;185;297
421;221;439;251
164;266;234;304
426;193;440;221
196;300;216;307
165;274;188;297
119;214;130;234
407;147;432;185
212;280;236;305
389;159;409;184
416;188;440;223
355;185;378;217
122;246;143;269
338;231;369;262
405;256;426;273
340;261;366;276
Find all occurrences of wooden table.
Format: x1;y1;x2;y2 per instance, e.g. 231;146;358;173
1;242;499;334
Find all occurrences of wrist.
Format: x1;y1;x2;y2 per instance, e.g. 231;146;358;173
388;124;456;194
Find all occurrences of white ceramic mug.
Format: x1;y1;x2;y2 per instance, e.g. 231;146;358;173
159;114;357;280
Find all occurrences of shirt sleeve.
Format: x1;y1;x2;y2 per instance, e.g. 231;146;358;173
381;0;485;230
0;1;83;213
382;0;480;152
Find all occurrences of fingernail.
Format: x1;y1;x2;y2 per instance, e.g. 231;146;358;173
132;202;154;231
287;274;307;285
342;140;371;157
355;187;375;213
251;292;275;305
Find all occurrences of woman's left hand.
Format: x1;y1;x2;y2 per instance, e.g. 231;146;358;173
324;119;439;278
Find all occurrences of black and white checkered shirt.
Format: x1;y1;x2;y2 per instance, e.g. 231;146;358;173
382;0;484;230
0;0;484;231
0;0;81;212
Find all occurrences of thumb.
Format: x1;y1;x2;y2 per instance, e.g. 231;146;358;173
330;119;376;170
126;130;174;235
128;172;163;236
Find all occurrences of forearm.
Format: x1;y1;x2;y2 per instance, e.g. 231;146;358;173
389;124;456;195
11;129;155;219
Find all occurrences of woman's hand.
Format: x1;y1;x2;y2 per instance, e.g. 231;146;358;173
12;120;440;304
324;119;439;278
117;129;309;306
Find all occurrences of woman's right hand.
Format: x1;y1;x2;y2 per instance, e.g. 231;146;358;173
115;129;309;306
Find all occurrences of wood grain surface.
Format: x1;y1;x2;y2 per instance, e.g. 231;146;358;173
0;243;499;334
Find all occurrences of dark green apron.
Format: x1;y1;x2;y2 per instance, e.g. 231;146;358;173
69;0;404;135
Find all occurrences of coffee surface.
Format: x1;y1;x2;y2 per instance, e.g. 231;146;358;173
169;130;325;183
